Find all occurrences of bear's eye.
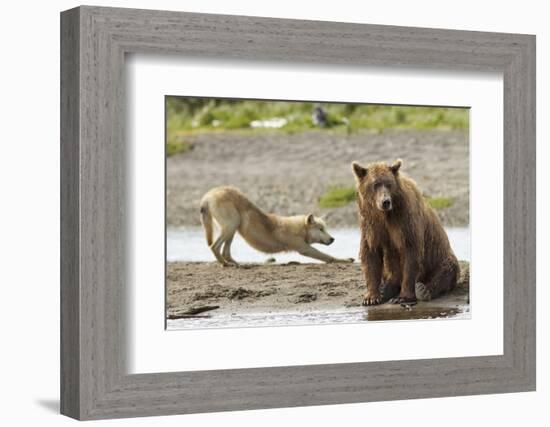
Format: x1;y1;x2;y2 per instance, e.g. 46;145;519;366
373;182;382;190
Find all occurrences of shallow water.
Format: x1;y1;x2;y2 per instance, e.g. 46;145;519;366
167;304;470;330
167;227;470;263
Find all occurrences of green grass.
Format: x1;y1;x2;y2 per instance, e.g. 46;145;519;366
426;196;453;210
166;139;192;157
318;186;357;208
166;97;469;136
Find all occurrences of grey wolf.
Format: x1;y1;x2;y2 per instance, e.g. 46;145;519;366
200;186;354;266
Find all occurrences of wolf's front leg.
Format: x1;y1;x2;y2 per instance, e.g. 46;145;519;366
298;246;354;263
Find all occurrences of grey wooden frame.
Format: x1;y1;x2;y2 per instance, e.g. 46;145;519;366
60;5;536;421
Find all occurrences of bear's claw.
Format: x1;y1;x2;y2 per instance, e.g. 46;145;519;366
362;294;382;306
389;296;417;305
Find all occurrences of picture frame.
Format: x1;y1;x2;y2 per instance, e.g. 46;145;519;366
60;5;536;420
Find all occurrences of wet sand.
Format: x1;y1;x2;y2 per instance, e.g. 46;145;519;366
167;129;469;228
167;261;470;324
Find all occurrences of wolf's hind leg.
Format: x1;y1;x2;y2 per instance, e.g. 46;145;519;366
211;225;239;266
209;233;227;265
210;227;233;265
221;233;238;266
208;202;240;266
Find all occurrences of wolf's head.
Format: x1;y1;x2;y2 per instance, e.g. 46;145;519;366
304;214;334;245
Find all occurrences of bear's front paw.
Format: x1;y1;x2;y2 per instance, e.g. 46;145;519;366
362;292;382;306
379;282;400;302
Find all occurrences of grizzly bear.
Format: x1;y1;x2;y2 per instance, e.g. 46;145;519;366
351;159;459;305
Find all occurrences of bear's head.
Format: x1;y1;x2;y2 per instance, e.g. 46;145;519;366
351;159;402;212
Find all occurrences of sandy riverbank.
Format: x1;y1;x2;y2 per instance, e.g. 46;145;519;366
166;261;469;324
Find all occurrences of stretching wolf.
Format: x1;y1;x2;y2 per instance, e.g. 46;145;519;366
200;186;354;266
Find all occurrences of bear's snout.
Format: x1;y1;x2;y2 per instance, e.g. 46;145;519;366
375;185;393;212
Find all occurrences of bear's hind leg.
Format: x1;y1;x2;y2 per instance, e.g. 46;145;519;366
415;282;432;301
424;259;459;300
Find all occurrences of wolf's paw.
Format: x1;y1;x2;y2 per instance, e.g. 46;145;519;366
338;257;354;263
222;261;239;268
415;282;432;301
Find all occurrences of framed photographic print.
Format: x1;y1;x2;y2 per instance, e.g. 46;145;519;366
164;96;471;329
61;5;536;420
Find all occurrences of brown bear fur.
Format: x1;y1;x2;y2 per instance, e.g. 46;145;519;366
351;159;459;305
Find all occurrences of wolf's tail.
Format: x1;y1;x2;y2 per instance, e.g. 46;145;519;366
200;202;214;246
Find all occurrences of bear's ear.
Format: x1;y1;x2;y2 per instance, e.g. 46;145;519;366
305;214;315;226
352;162;368;180
390;159;402;174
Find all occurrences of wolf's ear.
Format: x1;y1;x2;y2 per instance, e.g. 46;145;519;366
390;159;402;174
305;214;315;225
352;162;367;180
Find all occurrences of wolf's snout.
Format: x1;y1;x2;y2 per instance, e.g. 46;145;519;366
328;237;335;245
